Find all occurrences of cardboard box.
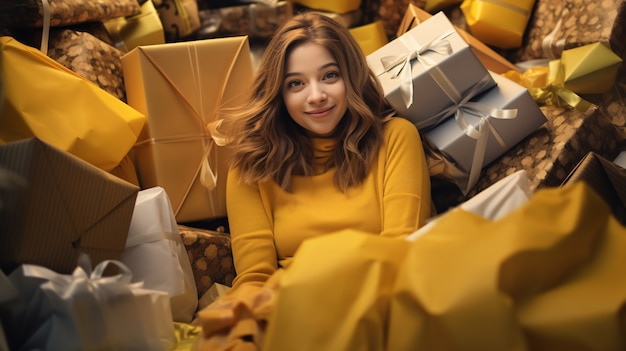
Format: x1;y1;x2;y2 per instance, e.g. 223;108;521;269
424;71;547;194
367;12;496;130
122;36;254;223
396;4;519;74
0;138;139;275
561;152;626;226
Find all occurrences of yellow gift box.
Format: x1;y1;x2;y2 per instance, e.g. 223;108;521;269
559;42;623;95
460;0;536;49
104;0;165;53
0;36;145;172
121;36;254;223
424;0;463;13
349;21;388;56
397;3;518;74
288;0;361;14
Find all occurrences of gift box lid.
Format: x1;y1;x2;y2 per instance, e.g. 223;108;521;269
0;138;139;275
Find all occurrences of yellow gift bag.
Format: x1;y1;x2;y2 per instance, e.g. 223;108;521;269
0;36;145;172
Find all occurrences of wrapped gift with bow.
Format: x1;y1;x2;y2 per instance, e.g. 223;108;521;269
0;256;175;351
460;0;536;49
396;3;518;74
367;11;496;130
423;71;547;195
122;36;254;223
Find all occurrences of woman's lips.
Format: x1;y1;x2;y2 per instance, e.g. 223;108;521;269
305;106;334;118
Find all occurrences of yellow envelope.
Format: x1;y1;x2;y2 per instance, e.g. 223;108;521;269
397;4;518;74
0;36;146;172
122;36;254;223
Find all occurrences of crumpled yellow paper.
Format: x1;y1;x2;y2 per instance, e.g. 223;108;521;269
263;182;626;350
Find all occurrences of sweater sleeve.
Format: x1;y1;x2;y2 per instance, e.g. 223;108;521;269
226;168;279;290
380;118;432;238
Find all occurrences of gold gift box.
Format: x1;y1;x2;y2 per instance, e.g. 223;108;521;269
349;21;388;56
104;0;165;53
122;36;254;223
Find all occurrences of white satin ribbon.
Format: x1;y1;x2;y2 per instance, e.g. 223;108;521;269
453;102;518;194
379;30;455;108
40;0;50;54
541;17;566;59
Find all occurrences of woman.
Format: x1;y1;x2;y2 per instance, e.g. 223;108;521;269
225;12;432;291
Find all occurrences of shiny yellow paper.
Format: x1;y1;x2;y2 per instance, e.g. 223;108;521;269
263;182;626;350
460;0;535;49
424;0;463;13
349;21;388;56
0;36;146;172
559;42;622;94
289;0;361;14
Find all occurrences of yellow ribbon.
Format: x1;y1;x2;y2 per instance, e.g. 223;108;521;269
378;30;455;109
529;59;596;112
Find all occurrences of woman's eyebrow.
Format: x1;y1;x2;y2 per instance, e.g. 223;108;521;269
284;62;339;79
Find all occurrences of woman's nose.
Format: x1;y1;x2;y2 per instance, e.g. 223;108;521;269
307;83;327;104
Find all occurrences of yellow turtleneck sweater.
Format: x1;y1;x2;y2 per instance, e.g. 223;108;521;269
225;117;431;289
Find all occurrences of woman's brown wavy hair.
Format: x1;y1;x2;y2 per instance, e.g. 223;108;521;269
226;11;393;192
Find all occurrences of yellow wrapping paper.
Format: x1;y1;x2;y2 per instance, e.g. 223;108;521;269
460;0;535;49
396;4;518;74
104;0;165;53
289;0;361;14
424;0;463;13
122;36;254;223
0;36;145;172
349;21;388;56
263;182;626;350
557;42;622;95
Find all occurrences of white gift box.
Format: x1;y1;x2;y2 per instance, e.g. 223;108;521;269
423;71;547;194
0;258;175;351
367;11;496;130
122;186;198;323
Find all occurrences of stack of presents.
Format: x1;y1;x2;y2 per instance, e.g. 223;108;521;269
1;0;626;349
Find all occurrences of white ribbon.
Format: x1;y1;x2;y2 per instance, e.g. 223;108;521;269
379;30;455;108
453;102;518;195
541;16;566;60
39;0;50;54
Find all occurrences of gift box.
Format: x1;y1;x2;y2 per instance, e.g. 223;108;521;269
104;0;165;53
397;4;518;74
423;0;463;13
431;104;624;213
0;36;145;172
349;21;388;55
122;36;254;223
367;11;496;130
503;0;626;63
46;28;128;101
0;258;175;351
314;9;363;28
561;152;626;226
0;138;139;275
289;0;361;14
179;225;234;298
460;0;536;49
370;0;427;39
121;186;198;323
196;1;293;39
0;0;141;28
154;0;201;41
423;71;547;194
558;42;622;95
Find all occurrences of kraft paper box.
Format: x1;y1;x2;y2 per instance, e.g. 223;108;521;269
104;0;165;53
430;105;623;213
561;152;626;226
460;0;536;49
0;0;140;28
397;3;518;74
349;21;388;56
367;11;496;130
196;1;293;39
423;71;547;194
0;138;139;275
504;0;626;63
155;0;201;41
122;36;254;223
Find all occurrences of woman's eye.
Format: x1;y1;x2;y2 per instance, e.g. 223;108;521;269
323;71;340;81
287;80;304;88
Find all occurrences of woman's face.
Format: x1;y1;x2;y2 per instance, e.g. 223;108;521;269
282;42;347;137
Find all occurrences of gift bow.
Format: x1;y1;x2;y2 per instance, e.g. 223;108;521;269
379;30;455;109
541;17;566;60
454;102;518;195
529;59;596;112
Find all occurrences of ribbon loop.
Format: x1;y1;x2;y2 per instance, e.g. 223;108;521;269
529;60;596;112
